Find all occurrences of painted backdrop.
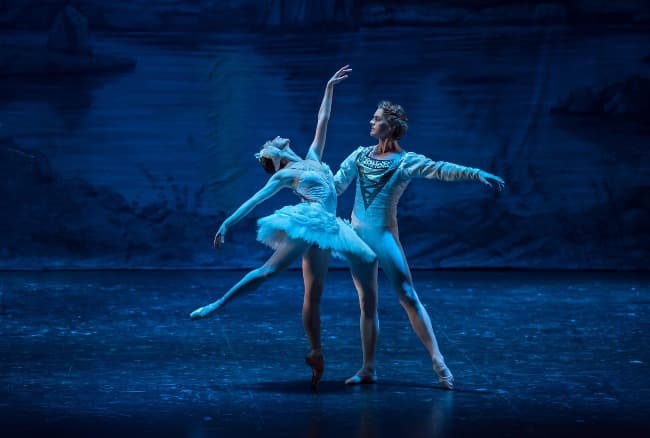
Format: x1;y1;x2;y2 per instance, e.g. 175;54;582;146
1;1;649;269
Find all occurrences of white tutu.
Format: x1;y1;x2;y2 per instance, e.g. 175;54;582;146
257;203;376;263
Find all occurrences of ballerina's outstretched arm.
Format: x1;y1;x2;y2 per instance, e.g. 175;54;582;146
213;168;298;248
305;65;352;162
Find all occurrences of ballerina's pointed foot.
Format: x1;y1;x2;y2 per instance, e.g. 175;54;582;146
433;360;454;390
344;369;377;385
190;300;223;320
305;352;324;389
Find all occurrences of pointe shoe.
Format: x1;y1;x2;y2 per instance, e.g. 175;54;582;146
345;370;377;385
190;300;223;320
305;352;324;389
190;306;208;319
433;361;454;390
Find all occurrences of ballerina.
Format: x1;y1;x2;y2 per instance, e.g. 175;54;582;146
190;66;377;389
334;100;505;389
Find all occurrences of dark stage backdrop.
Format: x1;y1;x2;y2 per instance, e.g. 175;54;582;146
1;1;649;270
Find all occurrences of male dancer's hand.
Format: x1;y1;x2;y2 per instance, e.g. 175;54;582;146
478;171;505;191
327;65;352;88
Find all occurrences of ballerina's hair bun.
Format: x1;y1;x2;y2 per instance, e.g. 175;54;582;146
258;155;276;174
255;137;285;174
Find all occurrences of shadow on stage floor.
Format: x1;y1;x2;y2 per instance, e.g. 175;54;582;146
1;269;649;437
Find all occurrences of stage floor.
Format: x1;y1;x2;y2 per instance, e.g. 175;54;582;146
1;269;649;437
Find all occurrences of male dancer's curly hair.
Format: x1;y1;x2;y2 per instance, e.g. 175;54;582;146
378;100;408;140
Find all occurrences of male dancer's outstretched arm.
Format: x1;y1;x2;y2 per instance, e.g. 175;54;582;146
401;152;505;190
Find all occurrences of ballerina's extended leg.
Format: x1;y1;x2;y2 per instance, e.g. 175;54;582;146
190;237;309;319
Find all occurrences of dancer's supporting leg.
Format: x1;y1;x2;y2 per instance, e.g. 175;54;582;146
375;229;454;389
345;254;379;385
302;245;330;387
190;237;310;319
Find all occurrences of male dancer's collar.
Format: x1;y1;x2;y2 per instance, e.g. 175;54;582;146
358;146;403;170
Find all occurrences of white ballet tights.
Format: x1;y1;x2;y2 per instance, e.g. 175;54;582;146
352;225;447;371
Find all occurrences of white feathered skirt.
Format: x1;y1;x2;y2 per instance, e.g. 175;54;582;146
257;203;375;263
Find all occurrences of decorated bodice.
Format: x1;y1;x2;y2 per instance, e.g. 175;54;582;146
287;159;337;213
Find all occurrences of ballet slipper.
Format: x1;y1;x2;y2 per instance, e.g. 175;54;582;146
344;370;377;385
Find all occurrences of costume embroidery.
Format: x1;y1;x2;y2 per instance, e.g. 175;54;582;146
356;149;403;209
